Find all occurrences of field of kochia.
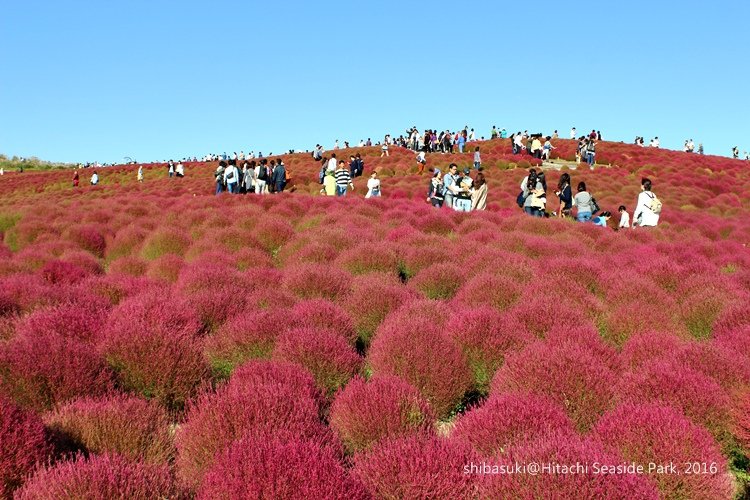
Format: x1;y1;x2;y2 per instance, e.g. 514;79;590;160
1;137;749;498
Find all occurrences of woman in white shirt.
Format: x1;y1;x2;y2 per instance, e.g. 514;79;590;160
632;178;660;227
365;172;381;198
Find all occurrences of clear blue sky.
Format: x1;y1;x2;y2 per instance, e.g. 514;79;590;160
2;1;748;163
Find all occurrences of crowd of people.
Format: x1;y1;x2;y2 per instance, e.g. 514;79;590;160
214;159;288;195
517;168;661;229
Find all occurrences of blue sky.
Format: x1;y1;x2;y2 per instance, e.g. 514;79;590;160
1;1;748;163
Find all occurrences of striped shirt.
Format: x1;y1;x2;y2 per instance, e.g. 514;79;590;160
335;169;351;186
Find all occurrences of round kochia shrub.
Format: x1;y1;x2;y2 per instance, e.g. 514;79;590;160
345;274;420;346
0;396;52;498
14;453;178;500
446;307;531;392
453;272;522;312
330;375;435;453
491;340;616;432
368;308;473;418
272;327;362;396
411;262;465;300
290;298;357;344
227;359;324;408
479;433;660;499
175;380;332;490
282;263;353;299
102;291;208;410
450;393;575;457
64;224;107;257
353;435;479;499
15;303;107;343
592;403;735;499
198;435;369;500
618;359;731;441
140;227;192;260
0;331;114;412
44;394;174;464
204;308;290;376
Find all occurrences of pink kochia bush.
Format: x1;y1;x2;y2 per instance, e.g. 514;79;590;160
453;273;522;312
102;291;208;410
0;396;52;498
446;307;531;392
15;303;107;343
227;359;324;408
592;403;735;499
290;298;357;344
353;435;480;499
44;394;174;464
617;359;732;441
479;433;660;499
14;453;178;500
282;263;353;299
329;375;435;453
204;308;291;376
175;374;333;490
491;340;617;432
450;393;575;457
368;304;473;418
0;331;114;411
198;435;369;500
272;327;362;396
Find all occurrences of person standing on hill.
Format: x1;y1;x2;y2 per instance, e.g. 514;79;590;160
365;171;381;198
570;127;577;139
471;172;488;211
473;147;481;169
72;170;80;187
137;166;144;183
321;165;336;196
442;164;460;209
530;136;543;159
335;160;354;196
215;161;226;194
555;172;572;218
586;139;596;168
542;136;555;160
457;131;467;153
416;150;427;174
427;169;444;207
618;205;630;228
224;162;239;194
327;154;338;173
90;171;99;186
168;160;174;178
254;160;268;194
573;181;594;222
633;178;660;227
272;159;286;193
176;161;184;178
491;126;498;139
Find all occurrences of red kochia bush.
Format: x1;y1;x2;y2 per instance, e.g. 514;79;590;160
353;436;479;499
198;435;368;500
451;393;575;457
593;404;735;499
480;433;660;499
491;340;616;432
204;308;292;377
273;327;362;396
368;309;473;418
453;272;522;312
620;330;687;370
175;381;332;490
64;224;107;257
15;303;107;343
345;274;421;346
227;359;324;408
330;375;435;453
40;259;91;285
334;242;400;275
411;262;465;300
735;392;750;451
14;453;178;500
45;394;174;464
290;298;357;344
0;331;114;411
102;291;208;410
0;396;52;498
446;307;532;391
618;359;732;440
282;263;353;300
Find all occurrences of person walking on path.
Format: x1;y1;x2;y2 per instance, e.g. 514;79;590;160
73;170;80;187
272;159;287;193
335;160;354;196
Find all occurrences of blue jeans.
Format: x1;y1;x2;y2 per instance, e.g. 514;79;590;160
228;182;238;194
276;182;285;193
459;144;465;153
336;185;347;196
577;211;592;222
215;182;224;195
443;194;454;209
473;162;481;170
525;207;543;217
587;152;595;165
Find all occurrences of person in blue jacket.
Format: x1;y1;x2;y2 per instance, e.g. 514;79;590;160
272;159;286;193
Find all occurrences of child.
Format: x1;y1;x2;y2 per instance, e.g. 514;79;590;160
618;205;630;229
592;211;612;227
473;147;481;170
416;150;427;174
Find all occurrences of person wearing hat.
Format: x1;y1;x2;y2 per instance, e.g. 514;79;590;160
427;168;444;207
321;164;337;196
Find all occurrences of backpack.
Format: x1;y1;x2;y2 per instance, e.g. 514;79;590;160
647;193;662;214
257;167;267;181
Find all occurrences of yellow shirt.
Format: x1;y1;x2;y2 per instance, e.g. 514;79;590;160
323;174;336;196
